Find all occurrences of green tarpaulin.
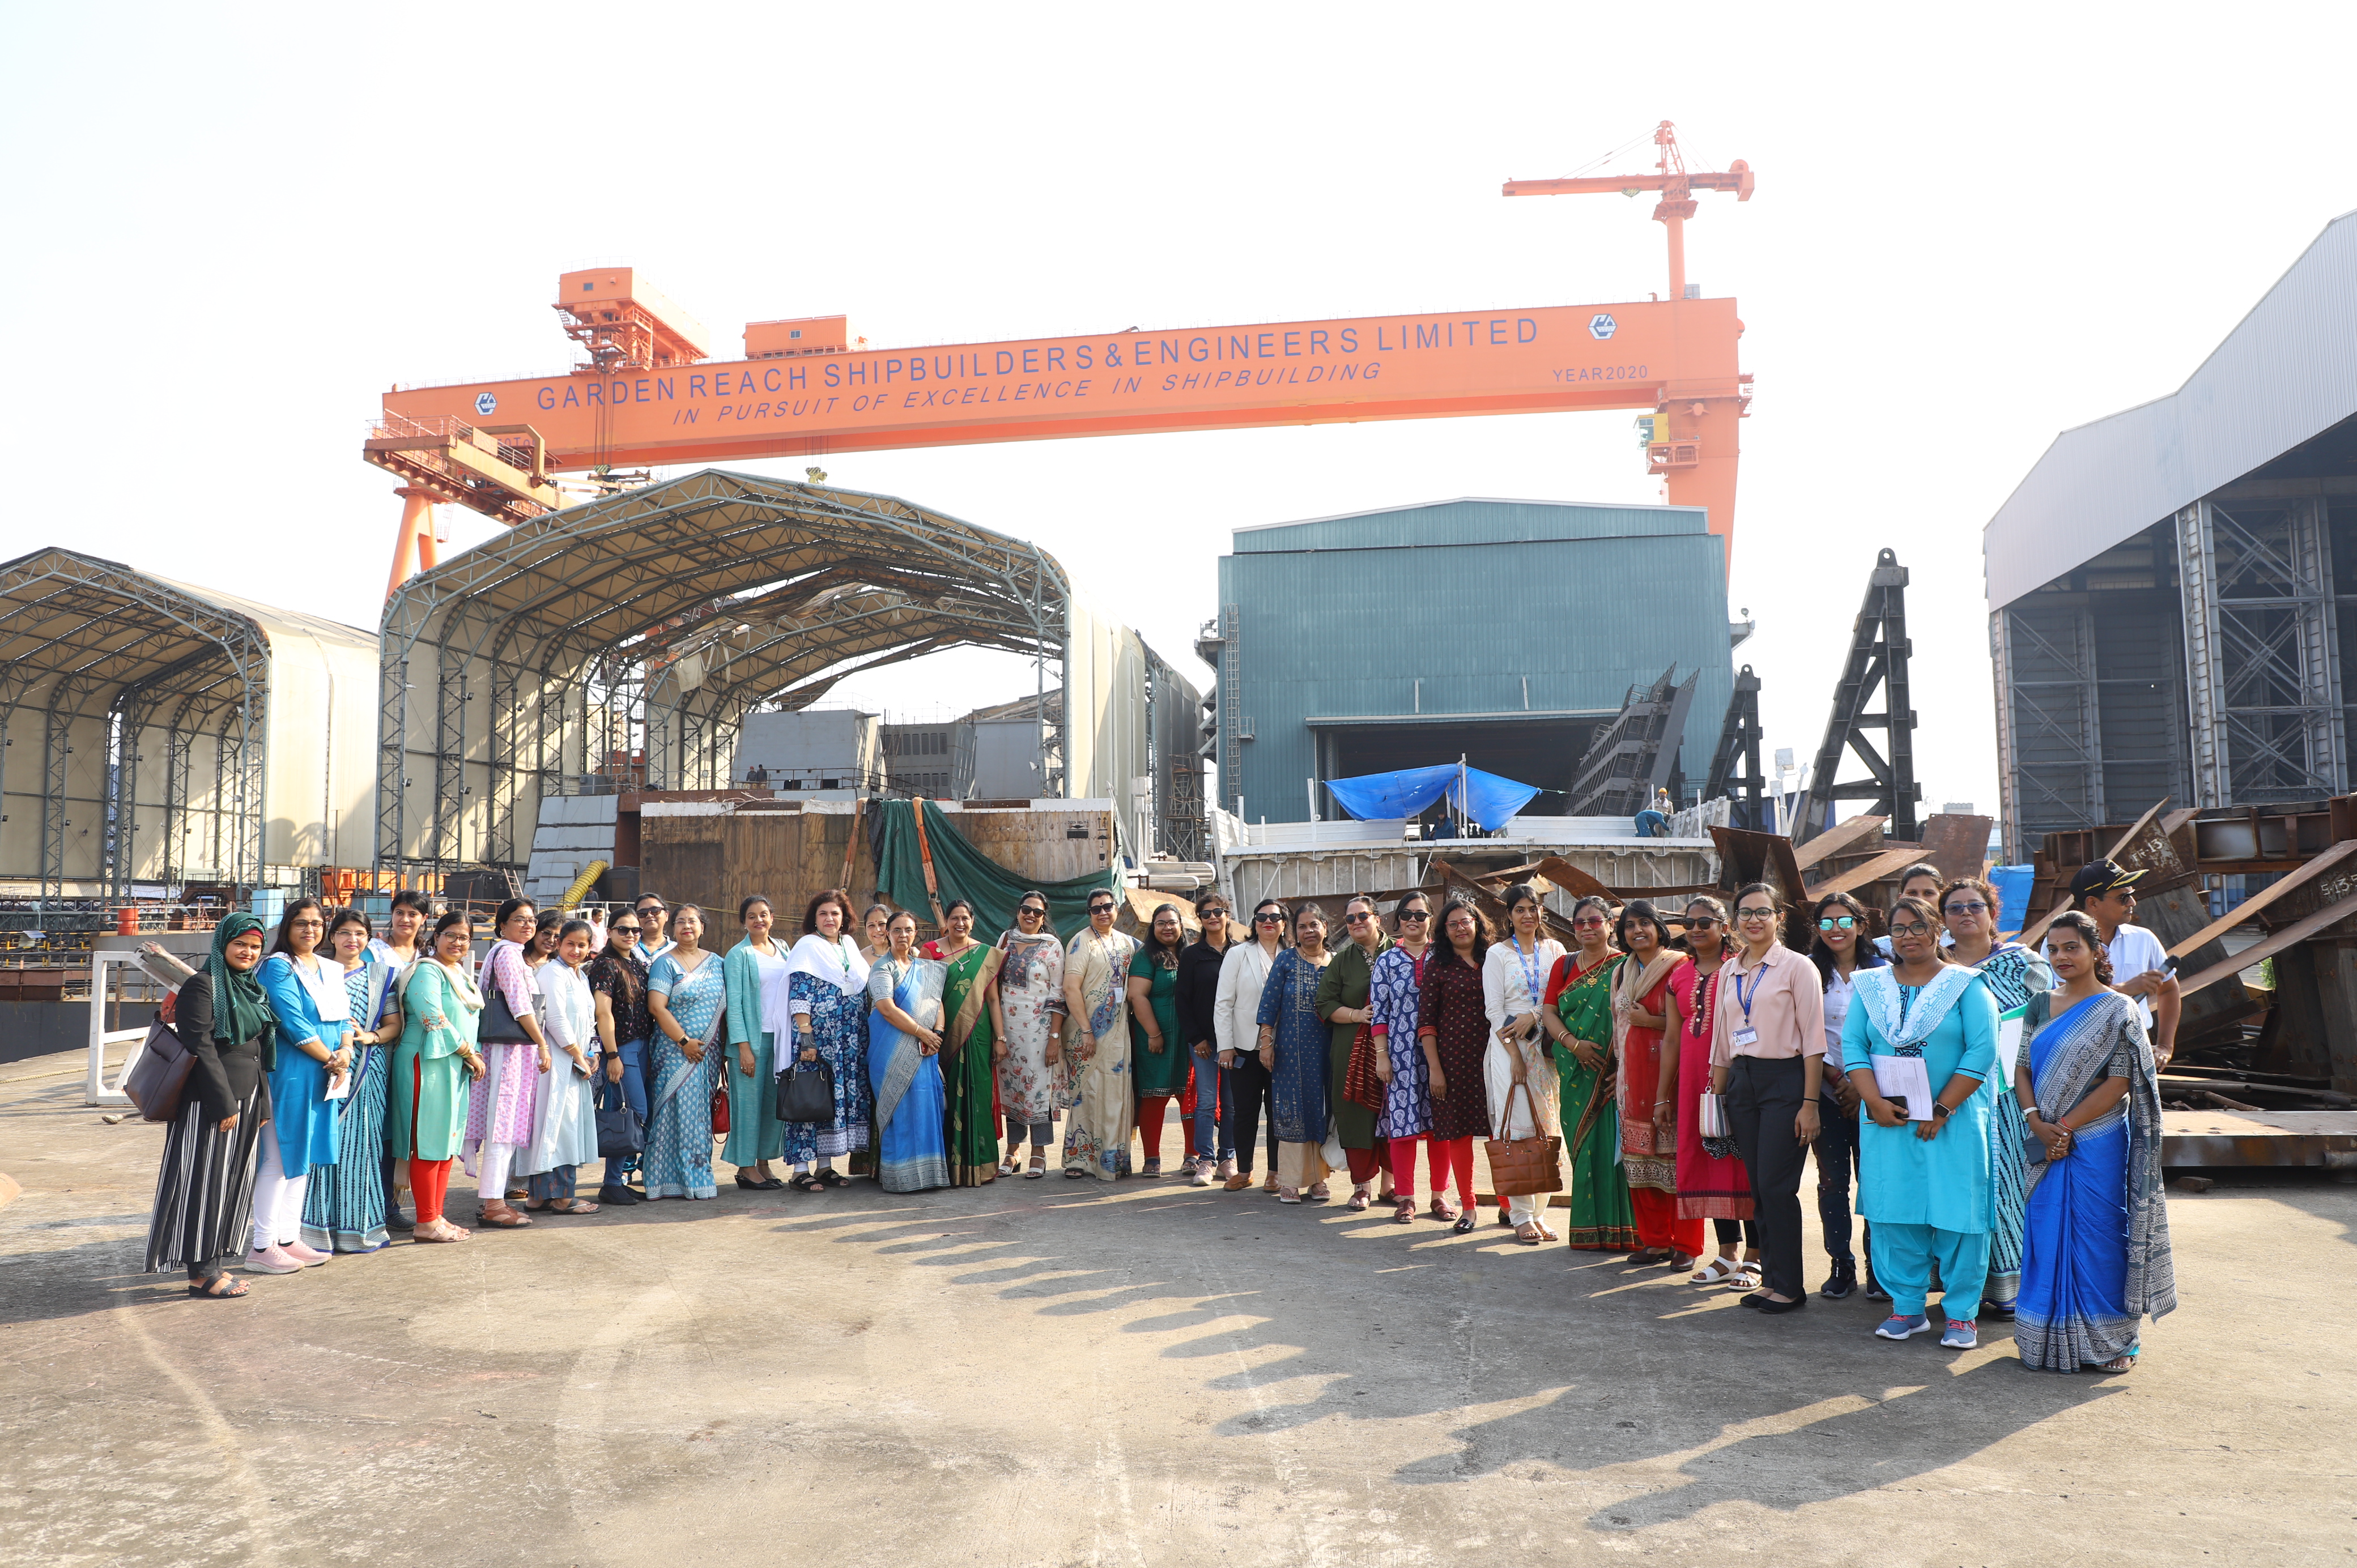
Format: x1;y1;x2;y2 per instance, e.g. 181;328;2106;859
872;799;1118;940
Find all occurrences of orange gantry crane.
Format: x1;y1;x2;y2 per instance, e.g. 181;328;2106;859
367;125;1754;594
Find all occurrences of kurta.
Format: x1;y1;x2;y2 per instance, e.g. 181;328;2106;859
389;960;478;1164
1482;938;1564;1147
257;951;346;1178
644;951;723;1199
1416;953;1493;1142
1256;946;1332;1145
1128;948;1187;1099
1668;961;1752;1220
1547;951;1637;1251
301;960;395;1252
521;960;601;1177
1841;973;1999;1232
466;939;541;1169
1060;928;1138;1180
1314;934;1390;1153
994;929;1065;1124
722;938;790;1166
782;964;874;1164
1367;944;1431;1139
938;941;1003;1186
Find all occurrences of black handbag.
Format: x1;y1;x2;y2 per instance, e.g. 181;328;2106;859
777;1054;836;1124
122;1018;196;1123
595;1076;644;1160
479;982;532;1045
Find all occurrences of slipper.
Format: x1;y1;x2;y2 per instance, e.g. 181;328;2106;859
551;1199;601;1215
1690;1256;1745;1285
790;1173;828;1193
477;1205;531;1228
186;1276;250;1299
1064;1166;1089;1179
1514;1222;1545;1246
816;1168;850;1188
1346;1188;1371;1212
1451;1212;1477;1234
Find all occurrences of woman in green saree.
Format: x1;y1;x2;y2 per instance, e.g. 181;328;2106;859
1540;895;1637;1251
928;898;1005;1187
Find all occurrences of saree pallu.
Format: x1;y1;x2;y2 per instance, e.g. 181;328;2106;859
301;1043;391;1252
869;957;951;1192
2016;991;2176;1371
1972;945;2048;1309
939;944;1003;1186
995;930;1065;1126
644;954;725;1200
1060;930;1138;1180
1551;953;1636;1250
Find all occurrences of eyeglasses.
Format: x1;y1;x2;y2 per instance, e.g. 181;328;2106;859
1254;911;1284;924
1735;907;1777;921
1572;916;1609;930
1943;900;1989;916
1818;915;1857;931
1889;921;1934;938
1398;909;1429;922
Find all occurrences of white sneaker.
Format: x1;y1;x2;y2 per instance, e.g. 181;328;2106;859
1190;1162;1214;1187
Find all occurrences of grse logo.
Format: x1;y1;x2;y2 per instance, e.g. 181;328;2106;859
475;392;499;416
1588;314;1618;341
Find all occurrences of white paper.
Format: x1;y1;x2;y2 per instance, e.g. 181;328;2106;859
322;1070;352;1102
1996;1008;2027;1084
1870;1055;1934;1120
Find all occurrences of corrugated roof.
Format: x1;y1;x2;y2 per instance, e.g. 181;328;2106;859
1235;496;1707;553
1983;209;2357;611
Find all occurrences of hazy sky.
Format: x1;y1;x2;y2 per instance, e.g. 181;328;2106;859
8;2;2353;820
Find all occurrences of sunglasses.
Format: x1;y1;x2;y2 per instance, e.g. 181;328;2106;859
1254;911;1284;924
1345;912;1372;925
1088;902;1116;914
1686;916;1720;929
1889;921;1935;938
1943;900;1989;916
1397;909;1429;922
1818;915;1857;931
611;923;640;935
1572;916;1609;929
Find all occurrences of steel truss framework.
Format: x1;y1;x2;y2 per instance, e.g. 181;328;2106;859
0;549;271;896
375;470;1079;885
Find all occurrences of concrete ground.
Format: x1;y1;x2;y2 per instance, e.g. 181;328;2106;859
2;1046;2351;1568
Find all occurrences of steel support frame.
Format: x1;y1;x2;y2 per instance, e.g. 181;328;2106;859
1995;601;2107;851
1794;549;1919;842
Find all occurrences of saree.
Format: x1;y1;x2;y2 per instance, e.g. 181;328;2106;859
939;941;1004;1186
301;960;396;1252
2015;990;2176;1371
1060;928;1139;1179
867;956;951;1192
1965;942;2053;1309
644;951;724;1200
1550;952;1637;1251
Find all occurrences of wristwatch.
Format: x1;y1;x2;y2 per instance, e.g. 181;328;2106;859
1931;1102;1952;1120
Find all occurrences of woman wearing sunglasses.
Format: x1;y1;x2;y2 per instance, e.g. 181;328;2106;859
1709;884;1826;1314
1061;889;1139;1180
1369;893;1441;1222
1807;891;1884;1300
1214;899;1289;1190
1316;894;1396;1211
1663;896;1757;1286
1541;895;1635;1250
1942;876;2053;1320
994;893;1065;1179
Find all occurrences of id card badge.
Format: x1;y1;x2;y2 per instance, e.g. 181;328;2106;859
1731;1026;1760;1049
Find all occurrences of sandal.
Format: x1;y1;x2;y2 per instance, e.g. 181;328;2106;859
551;1199;600;1215
1065;1166;1088;1179
1026;1154;1047;1179
1278;1186;1302;1204
412;1220;467;1243
1393;1197;1418;1224
1428;1198;1457;1221
1346;1187;1372;1212
790;1173;828;1193
1307;1182;1331;1203
1690;1255;1746;1285
2096;1354;2135;1374
187;1276;250;1299
816;1168;849;1188
1514;1221;1545;1246
477;1203;531;1228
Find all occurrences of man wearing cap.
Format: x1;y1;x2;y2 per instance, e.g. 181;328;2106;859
2069;860;2179;1067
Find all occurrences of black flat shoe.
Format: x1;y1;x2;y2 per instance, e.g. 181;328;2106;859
597;1186;642;1206
1865;1276;1892;1302
386;1210;416;1233
1756;1295;1807;1315
1452;1212;1477;1234
1738;1292;1766;1309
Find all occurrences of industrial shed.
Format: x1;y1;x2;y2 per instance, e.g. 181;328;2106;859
0;548;378;894
1204;498;1736;823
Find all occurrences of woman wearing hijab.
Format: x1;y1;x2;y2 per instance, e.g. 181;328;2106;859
147;915;276;1297
1061;888;1139;1181
994;893;1065;1178
1257;903;1335;1203
252;899;352;1272
1541;896;1636;1252
1316;894;1396;1211
521;919;603;1214
1369;892;1438;1224
2013;911;2177;1373
931;897;1006;1187
1416;899;1494;1232
299;908;401;1254
1843;894;1999;1349
866;910;952;1192
1129;902;1190;1178
782;889;874;1190
722;895;790;1191
391;911;487;1243
467;898;549;1228
1663;896;1758;1287
1613;900;1697;1265
1483;884;1564;1245
1942;876;2053;1320
645;905;724;1201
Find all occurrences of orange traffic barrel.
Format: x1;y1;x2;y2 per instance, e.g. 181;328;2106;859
116;907;139;936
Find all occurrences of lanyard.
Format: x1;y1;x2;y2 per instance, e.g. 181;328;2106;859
1513;938;1543;1002
1733;956;1767;1026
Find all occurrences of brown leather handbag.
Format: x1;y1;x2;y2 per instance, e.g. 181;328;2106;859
122;1019;197;1124
1484;1080;1563;1197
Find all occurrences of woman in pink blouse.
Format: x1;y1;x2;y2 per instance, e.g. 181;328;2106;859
1709;883;1826;1314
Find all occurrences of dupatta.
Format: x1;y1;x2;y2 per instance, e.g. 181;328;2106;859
1610;948;1684;1136
2024;989;2176;1323
1850;964;1981;1057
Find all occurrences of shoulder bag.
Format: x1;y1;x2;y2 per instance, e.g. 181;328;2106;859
1483;1081;1563;1197
595;1075;644;1160
777;1047;836;1124
122;1017;197;1124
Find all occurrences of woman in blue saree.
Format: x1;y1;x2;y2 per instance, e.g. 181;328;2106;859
865;911;951;1193
2013;911;2176;1373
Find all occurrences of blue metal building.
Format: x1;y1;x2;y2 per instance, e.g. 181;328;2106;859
1203;497;1735;824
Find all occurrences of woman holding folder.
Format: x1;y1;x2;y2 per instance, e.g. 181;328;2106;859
1842;895;2000;1350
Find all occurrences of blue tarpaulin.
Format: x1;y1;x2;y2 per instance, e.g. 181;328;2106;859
1323;765;1543;831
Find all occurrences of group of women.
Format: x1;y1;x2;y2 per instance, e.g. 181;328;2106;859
142;867;2176;1373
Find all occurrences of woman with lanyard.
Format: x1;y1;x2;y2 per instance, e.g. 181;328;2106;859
467;898;550;1229
644;904;725;1201
299;908;402;1255
866;909;952;1192
2013;911;2176;1373
1482;884;1564;1244
1415;899;1495;1232
1610;900;1695;1265
1842;894;1999;1349
390;911;486;1244
1663;896;1756;1286
1173;889;1233;1186
1214;898;1287;1191
1540;896;1636;1251
1126;903;1189;1179
1806;890;1883;1301
781;889;874;1190
1257;903;1336;1203
995;892;1065;1179
1369;892;1440;1224
250;899;351;1272
1316;894;1396;1212
1942;875;2053;1322
929;897;1006;1187
1060;888;1139;1180
146;914;276;1296
721;895;791;1191
1710;884;1826;1314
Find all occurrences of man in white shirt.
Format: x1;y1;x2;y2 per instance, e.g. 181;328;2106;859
2068;859;2179;1067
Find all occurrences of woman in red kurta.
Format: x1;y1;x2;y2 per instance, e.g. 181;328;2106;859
1611;900;1697;1264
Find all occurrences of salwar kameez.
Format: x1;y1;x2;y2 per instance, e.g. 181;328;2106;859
781;943;874;1167
1257;945;1333;1189
644;951;724;1200
389;958;479;1226
521;960;600;1203
938;943;1003;1186
994;929;1065;1140
1316;935;1391;1188
1371;944;1446;1199
465;939;542;1204
868;955;951;1192
1483;938;1563;1227
722;939;791;1169
1614;951;1697;1256
1547;952;1637;1251
1060;928;1139;1180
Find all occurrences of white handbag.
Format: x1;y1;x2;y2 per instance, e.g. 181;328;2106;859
1696;1089;1732;1140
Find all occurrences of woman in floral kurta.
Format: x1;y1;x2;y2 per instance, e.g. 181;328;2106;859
995;906;1066;1173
